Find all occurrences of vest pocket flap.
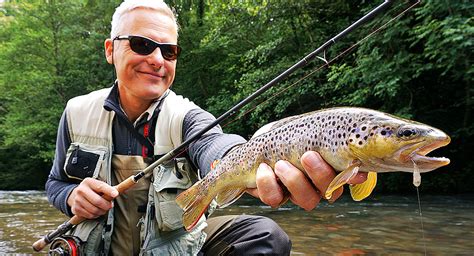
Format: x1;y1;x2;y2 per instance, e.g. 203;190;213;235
153;160;194;192
67;218;103;242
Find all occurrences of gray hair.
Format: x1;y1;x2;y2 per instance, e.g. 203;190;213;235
110;0;178;39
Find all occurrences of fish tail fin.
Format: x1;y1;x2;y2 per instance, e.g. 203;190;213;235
216;187;246;208
176;180;215;231
175;180;203;210
350;171;377;201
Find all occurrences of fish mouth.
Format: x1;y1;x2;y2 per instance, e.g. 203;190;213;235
405;136;451;172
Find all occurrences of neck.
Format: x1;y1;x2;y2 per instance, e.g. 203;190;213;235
118;92;152;123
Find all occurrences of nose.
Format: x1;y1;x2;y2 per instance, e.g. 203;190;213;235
146;47;165;67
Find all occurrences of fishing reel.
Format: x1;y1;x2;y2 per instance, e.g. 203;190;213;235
48;236;84;256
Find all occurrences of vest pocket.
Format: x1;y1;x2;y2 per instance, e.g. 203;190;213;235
66;217;106;254
152;158;195;231
64;143;108;181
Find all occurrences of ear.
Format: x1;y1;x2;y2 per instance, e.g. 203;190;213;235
104;38;114;64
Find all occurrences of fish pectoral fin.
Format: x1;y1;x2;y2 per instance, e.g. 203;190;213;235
350;171;377;201
325;162;361;200
216;188;246;208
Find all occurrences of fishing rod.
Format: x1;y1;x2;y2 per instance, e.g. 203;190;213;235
33;0;394;252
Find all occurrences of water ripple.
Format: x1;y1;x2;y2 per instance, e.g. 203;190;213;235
1;191;473;254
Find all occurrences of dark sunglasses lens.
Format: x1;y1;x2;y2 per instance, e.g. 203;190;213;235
129;36;180;60
129;37;155;55
160;45;180;60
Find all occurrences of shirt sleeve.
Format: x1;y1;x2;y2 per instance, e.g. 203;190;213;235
183;108;246;178
45;111;78;217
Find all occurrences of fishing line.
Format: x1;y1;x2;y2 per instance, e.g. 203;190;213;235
168;0;422;166
412;159;427;255
416;186;427;256
221;0;420;130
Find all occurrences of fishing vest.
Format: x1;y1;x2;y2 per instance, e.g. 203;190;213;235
63;87;208;255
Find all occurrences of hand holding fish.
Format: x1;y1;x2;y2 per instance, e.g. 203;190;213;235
248;151;368;210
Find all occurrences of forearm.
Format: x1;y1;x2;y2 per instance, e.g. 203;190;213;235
45;111;76;216
183;108;246;178
45;176;77;217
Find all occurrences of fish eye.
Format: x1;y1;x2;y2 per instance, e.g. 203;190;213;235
397;127;418;139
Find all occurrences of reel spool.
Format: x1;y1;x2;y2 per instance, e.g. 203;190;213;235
48;236;83;256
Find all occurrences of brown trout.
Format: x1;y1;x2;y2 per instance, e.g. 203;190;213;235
176;107;450;230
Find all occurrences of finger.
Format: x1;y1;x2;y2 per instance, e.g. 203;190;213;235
255;163;284;208
274;160;320;211
71;195;108;219
300;151;343;201
348;172;368;184
79;179;115;211
246;188;259;198
84;178;119;199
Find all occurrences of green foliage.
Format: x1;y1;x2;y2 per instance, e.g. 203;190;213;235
0;0;472;193
0;0;116;189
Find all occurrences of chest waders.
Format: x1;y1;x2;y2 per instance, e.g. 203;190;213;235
58;88;209;255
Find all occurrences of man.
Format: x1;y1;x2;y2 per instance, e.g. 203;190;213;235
46;1;367;255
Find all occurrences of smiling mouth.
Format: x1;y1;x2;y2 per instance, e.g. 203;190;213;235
139;71;164;79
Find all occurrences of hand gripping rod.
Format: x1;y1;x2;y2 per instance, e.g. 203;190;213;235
33;0;393;251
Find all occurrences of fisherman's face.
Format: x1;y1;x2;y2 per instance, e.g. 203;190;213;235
105;8;178;104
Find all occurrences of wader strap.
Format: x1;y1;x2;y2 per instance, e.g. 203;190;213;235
102;150;114;256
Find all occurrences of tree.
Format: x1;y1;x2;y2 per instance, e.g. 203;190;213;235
0;0;116;189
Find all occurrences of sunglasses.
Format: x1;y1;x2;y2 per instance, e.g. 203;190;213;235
113;35;181;61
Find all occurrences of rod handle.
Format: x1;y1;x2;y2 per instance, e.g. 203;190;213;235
32;236;48;252
115;176;137;194
32;176;137;252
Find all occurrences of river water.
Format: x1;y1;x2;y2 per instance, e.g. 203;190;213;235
0;190;473;255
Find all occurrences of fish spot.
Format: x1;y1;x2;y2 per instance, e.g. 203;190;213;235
358;141;363;145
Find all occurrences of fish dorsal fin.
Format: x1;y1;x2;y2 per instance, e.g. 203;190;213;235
216;188;246;208
325;161;361;200
350;171;377;201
